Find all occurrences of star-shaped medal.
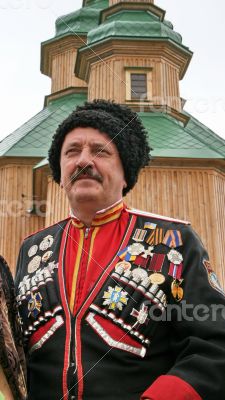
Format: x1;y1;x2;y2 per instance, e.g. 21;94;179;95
103;286;128;311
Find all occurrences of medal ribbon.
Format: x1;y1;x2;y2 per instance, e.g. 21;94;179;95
132;229;147;242
134;255;149;268
168;262;183;280
146;228;164;245
148;253;165;272
144;222;157;230
163;230;183;248
117;247;136;262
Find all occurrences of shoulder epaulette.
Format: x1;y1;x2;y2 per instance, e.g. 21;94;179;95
126;208;190;225
23;217;70;241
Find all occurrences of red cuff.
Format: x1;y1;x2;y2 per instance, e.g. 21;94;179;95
141;375;202;400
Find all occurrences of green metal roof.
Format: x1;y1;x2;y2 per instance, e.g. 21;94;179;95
140;113;225;158
0;93;87;157
83;0;109;9
55;8;101;37
87;9;186;48
0;92;224;159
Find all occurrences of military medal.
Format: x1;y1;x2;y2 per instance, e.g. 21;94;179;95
167;249;183;265
113;261;131;281
42;251;53;262
115;261;131;273
28;255;41;274
132;267;148;281
117;247;136;262
28;245;38;258
39;235;54;251
103;286;128;311
31;275;38;289
47;261;59;274
18;276;30;297
149;273;165;285
142;246;154;259
141;276;151;289
34;268;44;283
171;279;184;302
147;253;166;285
132;229;147;242
118;242;144;262
131;303;149;328
128;243;145;256
27;292;43;318
43;267;53;280
167;249;183;280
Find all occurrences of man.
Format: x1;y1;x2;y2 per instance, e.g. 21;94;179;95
15;99;225;400
0;256;27;400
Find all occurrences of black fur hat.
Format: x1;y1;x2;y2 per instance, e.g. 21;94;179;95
48;99;150;195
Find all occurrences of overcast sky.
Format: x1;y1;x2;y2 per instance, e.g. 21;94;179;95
0;0;225;142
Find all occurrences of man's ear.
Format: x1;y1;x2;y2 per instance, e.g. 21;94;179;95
123;180;127;189
60;181;63;189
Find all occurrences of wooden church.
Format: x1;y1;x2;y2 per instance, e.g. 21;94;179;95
0;0;225;286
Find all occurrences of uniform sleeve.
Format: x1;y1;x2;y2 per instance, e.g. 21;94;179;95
15;244;25;290
141;225;225;400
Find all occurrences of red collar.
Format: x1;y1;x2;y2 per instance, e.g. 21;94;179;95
71;200;125;228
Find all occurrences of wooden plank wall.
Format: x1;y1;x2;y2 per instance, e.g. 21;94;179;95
51;49;87;93
212;171;225;285
0;163;45;274
45;176;69;227
45;166;225;287
88;56;181;111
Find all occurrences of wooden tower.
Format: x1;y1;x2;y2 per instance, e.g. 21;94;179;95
0;0;225;285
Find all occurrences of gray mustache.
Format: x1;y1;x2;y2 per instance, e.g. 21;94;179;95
70;166;103;183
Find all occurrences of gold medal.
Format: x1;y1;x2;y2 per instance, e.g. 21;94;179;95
27;255;41;274
149;272;165;285
171;279;184;302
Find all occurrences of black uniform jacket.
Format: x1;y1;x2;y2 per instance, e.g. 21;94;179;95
15;208;225;400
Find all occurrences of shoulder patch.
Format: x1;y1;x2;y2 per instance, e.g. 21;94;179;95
126;208;190;225
203;259;225;296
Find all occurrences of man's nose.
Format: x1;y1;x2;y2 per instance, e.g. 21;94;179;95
76;148;94;168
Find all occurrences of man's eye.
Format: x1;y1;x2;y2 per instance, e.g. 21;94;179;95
96;148;109;155
66;148;80;155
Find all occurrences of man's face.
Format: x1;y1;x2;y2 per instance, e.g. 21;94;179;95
60;127;127;211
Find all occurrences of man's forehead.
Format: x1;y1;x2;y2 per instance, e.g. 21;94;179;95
63;127;113;146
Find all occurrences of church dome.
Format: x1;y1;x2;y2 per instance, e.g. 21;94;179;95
55;6;104;38
87;9;184;47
